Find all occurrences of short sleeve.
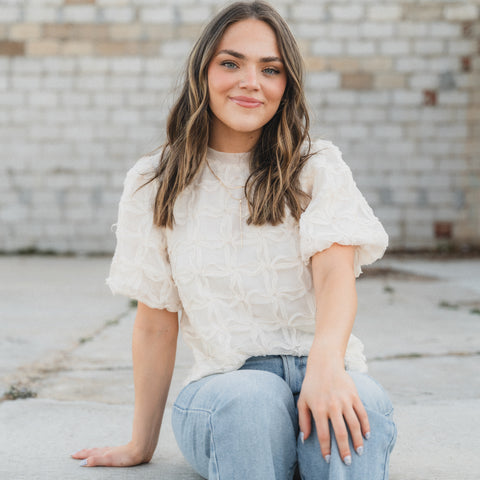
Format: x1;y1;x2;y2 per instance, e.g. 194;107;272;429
299;139;388;277
106;155;182;312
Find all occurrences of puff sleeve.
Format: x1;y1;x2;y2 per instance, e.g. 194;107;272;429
106;156;182;312
299;140;388;277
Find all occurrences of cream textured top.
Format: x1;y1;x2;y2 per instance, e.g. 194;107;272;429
106;139;388;384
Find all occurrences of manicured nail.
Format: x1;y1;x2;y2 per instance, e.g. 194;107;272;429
365;431;371;440
343;455;352;466
299;431;304;444
79;459;88;467
325;454;331;464
356;446;364;456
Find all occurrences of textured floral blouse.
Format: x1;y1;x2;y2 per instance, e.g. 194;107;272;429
106;139;388;384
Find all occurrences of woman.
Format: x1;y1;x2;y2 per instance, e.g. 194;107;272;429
72;1;396;478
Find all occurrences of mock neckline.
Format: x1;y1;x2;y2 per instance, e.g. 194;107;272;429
207;146;251;164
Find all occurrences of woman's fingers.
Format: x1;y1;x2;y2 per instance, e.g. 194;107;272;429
71;447;109;459
343;407;364;457
353;397;371;440
312;411;331;463
297;397;312;441
330;410;352;465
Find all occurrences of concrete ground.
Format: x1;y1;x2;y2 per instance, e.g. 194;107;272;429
0;254;479;480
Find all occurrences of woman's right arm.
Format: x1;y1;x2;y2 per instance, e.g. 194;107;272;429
71;301;179;467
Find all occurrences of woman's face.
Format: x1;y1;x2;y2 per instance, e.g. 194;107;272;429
207;18;287;152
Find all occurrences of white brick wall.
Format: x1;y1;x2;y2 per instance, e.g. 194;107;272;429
0;0;479;253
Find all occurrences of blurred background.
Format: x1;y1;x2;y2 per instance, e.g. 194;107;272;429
0;0;479;255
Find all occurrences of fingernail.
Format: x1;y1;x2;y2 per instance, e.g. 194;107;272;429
343;455;352;466
325;454;331;464
356;446;364;456
299;431;304;444
79;459;88;467
365;431;371;440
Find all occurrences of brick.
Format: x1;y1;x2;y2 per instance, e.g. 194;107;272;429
366;5;402;21
0;40;25;56
9;24;42;41
26;40;60;56
24;7;57;22
61;41;94;56
393;90;423;106
338;124;369;139
358;91;390;106
444;5;478;22
372;124;404;139
78;57;111;73
428;57;461;72
44;24;74;40
409;74;438;90
0;6;21;23
109;24;144;41
327;23;360;39
413;40;445;55
397;22;429;38
100;7;136;23
290;23;329;40
346;40;376;56
341;72;373;90
11;75;42;90
374;73;406;89
43;75;74;90
311;40;343;56
325;57;359;72
180;6;212;24
448;39;476;56
360;57;392;71
352;107;387;123
437;91;469;107
160;39;193;58
111;57;143;73
429;22;462;38
380;40;410;56
139;7;175;24
404;5;443;21
62;5;97;23
304;57;328;72
360;23;394;38
291;4;326;22
92;92;123;107
74;25;110;41
306;72;340;90
330;5;364;22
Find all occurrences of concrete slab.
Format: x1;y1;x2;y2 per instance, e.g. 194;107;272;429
1;255;479;479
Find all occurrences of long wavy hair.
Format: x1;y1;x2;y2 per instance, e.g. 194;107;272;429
148;0;313;228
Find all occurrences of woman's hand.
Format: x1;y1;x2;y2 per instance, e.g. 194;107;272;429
297;364;370;465
71;442;149;467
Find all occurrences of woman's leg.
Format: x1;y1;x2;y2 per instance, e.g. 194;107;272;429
297;371;397;480
172;368;299;480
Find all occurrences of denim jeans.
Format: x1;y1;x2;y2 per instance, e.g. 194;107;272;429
172;355;396;480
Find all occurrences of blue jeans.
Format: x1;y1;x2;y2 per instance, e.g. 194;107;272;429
172;355;396;480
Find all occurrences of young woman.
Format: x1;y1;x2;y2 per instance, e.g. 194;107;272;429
72;2;396;478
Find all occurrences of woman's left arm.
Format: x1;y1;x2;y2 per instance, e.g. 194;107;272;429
297;243;370;465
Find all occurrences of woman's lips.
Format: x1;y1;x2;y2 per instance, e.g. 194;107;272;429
230;96;263;108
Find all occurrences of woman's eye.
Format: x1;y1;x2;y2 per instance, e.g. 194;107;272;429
221;61;238;69
263;67;280;75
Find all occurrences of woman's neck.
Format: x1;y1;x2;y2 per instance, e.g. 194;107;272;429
208;123;260;153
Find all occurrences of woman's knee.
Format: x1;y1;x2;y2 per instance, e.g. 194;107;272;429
348;371;394;417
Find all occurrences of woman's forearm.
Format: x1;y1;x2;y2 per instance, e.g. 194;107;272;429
130;306;178;461
308;245;357;368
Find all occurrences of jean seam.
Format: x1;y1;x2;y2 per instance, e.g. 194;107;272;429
382;419;397;480
173;404;214;415
209;412;220;480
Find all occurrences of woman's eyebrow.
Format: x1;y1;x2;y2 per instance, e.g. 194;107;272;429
216;49;283;63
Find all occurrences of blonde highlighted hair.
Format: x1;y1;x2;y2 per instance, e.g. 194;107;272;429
148;1;313;228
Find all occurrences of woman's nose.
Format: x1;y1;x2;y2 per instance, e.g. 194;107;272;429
239;66;259;90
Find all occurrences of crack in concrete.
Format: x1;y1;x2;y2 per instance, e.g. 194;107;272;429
1;307;133;402
370;350;480;362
